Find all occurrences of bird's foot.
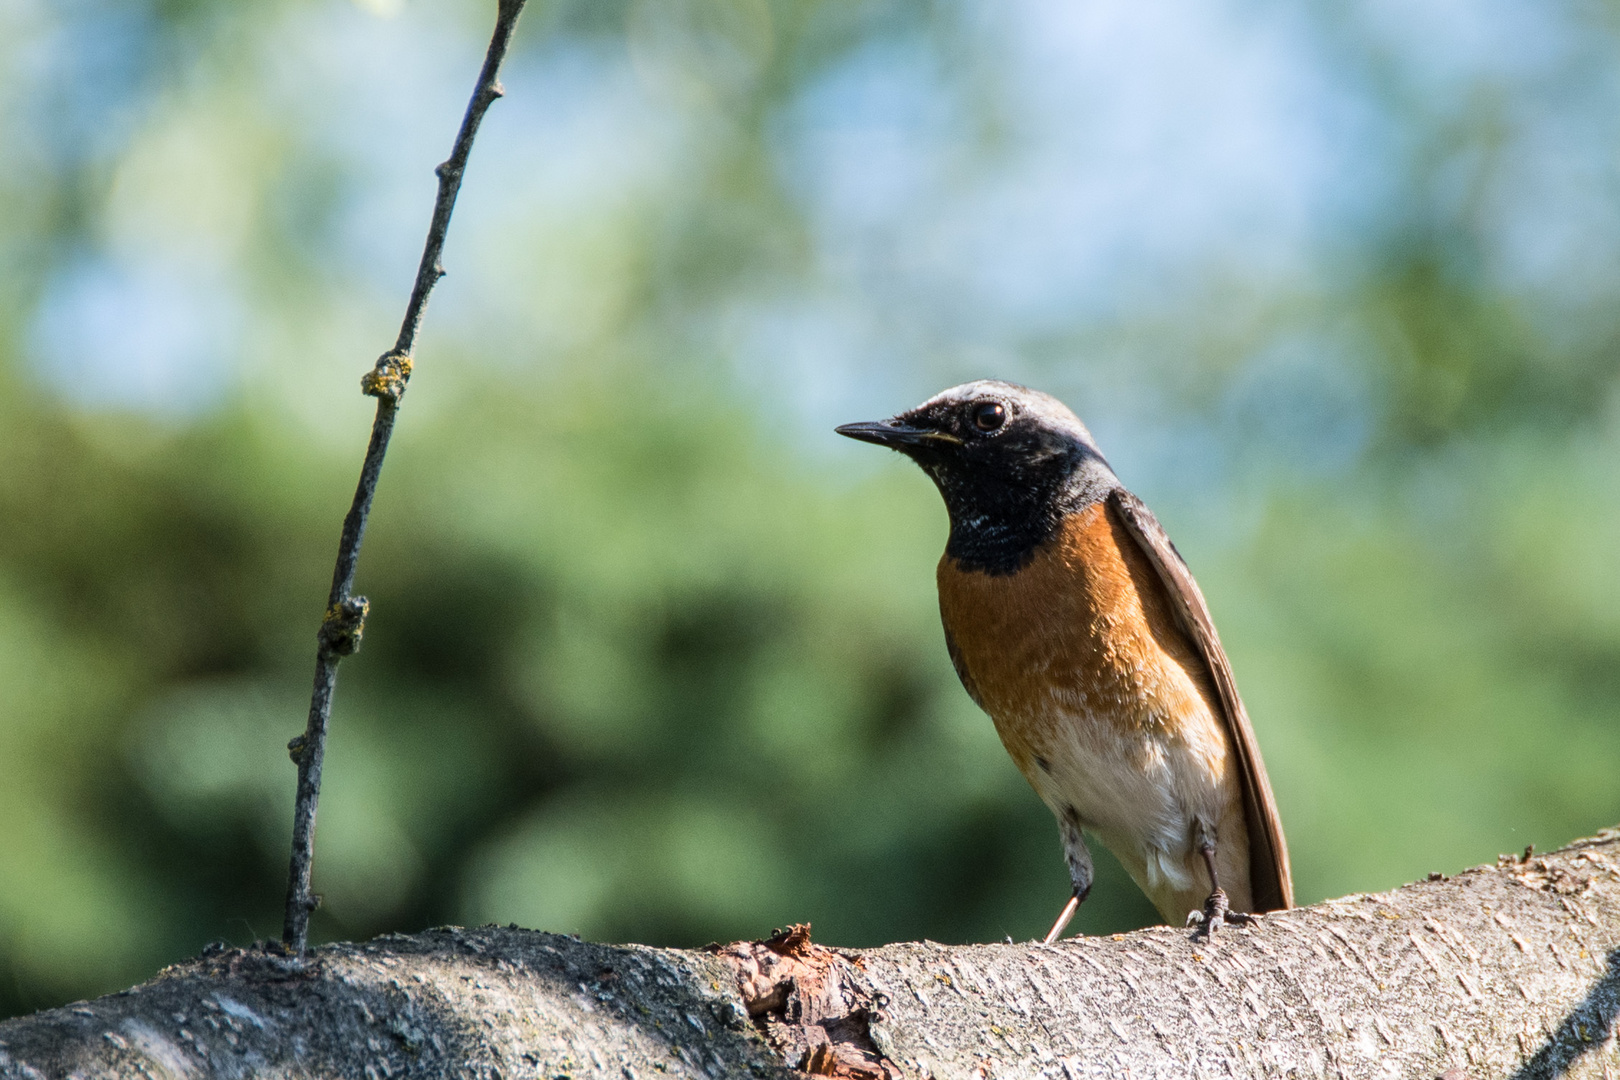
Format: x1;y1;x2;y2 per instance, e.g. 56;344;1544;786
1186;888;1253;938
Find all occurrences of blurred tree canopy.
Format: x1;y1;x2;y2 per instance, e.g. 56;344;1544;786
3;0;1620;1020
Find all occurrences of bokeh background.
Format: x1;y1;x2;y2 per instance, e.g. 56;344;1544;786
4;0;1620;1019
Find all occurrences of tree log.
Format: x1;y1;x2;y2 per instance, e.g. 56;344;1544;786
3;830;1618;1079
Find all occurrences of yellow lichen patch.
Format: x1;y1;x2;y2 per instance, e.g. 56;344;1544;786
361;352;414;402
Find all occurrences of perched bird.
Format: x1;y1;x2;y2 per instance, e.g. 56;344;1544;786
837;381;1291;940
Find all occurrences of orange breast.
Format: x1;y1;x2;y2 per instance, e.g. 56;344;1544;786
937;500;1222;786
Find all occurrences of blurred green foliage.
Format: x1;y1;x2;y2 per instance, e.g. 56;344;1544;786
4;0;1620;1021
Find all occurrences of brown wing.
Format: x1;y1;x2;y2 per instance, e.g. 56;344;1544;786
1109;488;1294;912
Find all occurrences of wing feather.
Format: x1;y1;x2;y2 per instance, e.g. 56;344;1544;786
1108;488;1294;912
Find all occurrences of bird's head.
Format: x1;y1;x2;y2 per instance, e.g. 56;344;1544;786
837;380;1120;573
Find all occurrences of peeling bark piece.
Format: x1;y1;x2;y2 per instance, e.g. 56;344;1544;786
713;924;903;1079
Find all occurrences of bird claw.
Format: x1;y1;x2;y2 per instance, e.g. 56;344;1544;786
1187;887;1250;938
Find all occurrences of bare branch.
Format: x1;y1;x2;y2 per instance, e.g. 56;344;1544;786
7;830;1618;1079
393;0;526;360
280;0;529;957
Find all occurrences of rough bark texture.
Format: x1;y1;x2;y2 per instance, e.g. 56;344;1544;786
4;830;1618;1080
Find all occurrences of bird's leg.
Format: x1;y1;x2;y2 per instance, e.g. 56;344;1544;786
1042;885;1088;944
1043;806;1094;943
1187;840;1253;937
1192;843;1230;934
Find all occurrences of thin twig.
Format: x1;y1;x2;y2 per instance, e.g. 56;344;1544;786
281;0;529;957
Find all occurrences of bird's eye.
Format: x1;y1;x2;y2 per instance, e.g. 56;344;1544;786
972;401;1006;432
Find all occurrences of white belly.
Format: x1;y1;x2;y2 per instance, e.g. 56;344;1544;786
1028;700;1251;921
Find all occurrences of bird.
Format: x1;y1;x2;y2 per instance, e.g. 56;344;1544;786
837;380;1292;940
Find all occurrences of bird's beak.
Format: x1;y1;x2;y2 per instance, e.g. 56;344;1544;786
835;420;962;449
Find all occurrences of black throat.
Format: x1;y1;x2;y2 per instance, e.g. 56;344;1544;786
931;447;1118;576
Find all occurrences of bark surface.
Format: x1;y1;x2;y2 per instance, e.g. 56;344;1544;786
3;830;1618;1080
